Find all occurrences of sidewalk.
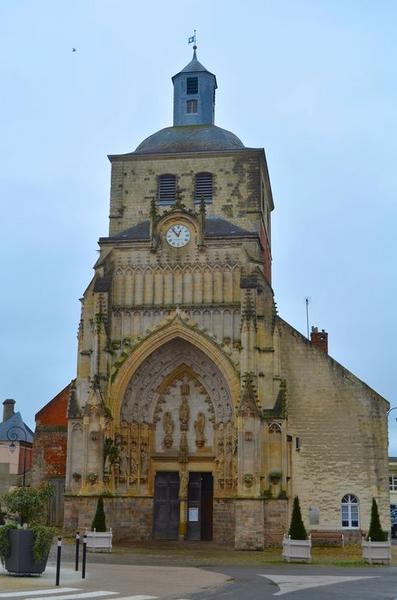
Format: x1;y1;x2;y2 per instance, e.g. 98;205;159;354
0;560;230;598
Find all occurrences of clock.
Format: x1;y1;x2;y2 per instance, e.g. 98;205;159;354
166;224;191;248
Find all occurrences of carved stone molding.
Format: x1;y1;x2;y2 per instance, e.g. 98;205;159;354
121;339;233;424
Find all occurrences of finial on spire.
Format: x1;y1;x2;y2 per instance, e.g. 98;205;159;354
188;29;197;55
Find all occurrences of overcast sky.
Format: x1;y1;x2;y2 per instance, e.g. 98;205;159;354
1;1;396;453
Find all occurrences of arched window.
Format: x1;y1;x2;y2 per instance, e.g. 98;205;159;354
195;172;213;204
341;494;359;528
158;174;176;204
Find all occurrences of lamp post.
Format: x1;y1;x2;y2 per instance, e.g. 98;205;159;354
7;425;28;487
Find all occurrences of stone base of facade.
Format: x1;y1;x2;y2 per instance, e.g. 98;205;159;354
263;498;288;547
64;495;153;542
64;495;293;547
213;498;236;545
235;498;265;550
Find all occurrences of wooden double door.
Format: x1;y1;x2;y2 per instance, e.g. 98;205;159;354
153;471;213;541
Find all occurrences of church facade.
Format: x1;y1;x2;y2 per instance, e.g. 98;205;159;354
64;50;390;549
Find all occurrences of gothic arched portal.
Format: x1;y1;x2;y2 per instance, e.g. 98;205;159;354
108;338;237;530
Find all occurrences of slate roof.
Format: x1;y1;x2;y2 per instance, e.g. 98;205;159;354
172;48;217;80
101;216;256;243
134;125;244;154
93;270;113;292
0;412;34;443
204;216;255;237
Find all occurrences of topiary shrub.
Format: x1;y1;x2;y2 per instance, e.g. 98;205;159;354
288;496;308;540
367;497;388;542
91;496;107;532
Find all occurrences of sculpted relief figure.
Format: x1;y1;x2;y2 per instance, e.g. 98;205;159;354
119;442;129;480
194;411;206;448
179;394;190;431
225;439;233;481
163;411;174;449
140;442;149;481
130;455;138;483
179;431;189;463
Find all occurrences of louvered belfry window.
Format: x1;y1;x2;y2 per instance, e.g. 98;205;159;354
158;174;176;204
186;77;198;94
195;172;213;203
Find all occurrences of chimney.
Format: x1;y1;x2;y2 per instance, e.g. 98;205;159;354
311;327;328;354
3;399;16;422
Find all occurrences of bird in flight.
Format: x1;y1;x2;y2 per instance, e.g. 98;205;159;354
72;48;77;52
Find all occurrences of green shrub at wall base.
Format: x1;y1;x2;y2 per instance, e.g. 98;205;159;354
288;496;308;540
91;496;107;532
367;498;388;542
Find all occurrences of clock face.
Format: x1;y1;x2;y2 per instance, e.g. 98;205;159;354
166;224;191;248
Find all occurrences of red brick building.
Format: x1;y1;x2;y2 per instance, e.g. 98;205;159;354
31;383;71;524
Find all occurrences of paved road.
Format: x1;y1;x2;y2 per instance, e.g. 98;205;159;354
1;552;397;599
189;566;397;599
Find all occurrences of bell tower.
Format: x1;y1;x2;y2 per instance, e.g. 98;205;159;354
172;46;217;126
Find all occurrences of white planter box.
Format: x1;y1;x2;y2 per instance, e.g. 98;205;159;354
86;529;113;552
362;538;391;564
282;535;311;562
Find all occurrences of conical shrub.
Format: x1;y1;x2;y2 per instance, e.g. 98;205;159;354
288;496;308;540
367;498;387;542
91;496;107;532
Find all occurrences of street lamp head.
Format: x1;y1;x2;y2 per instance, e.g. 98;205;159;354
9;441;16;453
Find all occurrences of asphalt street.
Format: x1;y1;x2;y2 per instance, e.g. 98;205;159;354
1;547;397;599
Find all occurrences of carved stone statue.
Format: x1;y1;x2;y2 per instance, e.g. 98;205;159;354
119;442;129;475
140;442;149;481
130;455;138;483
179;395;190;431
179;431;188;463
225;440;233;479
162;411;174;449
194;411;206;448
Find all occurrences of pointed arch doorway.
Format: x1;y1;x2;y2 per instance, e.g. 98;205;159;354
119;337;236;542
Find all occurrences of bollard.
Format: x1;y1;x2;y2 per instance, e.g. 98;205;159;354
82;534;87;579
75;531;80;571
56;537;62;586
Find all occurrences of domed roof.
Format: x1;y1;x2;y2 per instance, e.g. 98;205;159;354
135;124;244;154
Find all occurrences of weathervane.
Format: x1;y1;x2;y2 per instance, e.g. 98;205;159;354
188;29;197;50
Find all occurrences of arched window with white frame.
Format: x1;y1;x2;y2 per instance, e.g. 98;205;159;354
341;494;359;528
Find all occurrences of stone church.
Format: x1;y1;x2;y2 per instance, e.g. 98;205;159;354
64;49;390;548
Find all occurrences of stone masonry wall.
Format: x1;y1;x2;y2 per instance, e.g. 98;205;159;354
234;499;264;550
108;152;266;237
213;498;235;545
263;499;288;547
277;318;390;535
64;496;153;542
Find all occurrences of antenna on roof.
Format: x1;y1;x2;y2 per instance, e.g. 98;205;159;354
305;297;310;339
